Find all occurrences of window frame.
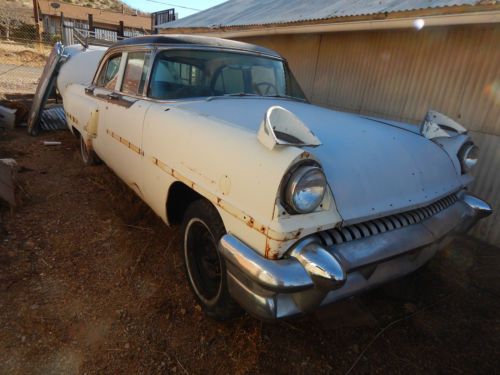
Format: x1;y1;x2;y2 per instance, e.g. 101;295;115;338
92;45;302;103
145;46;290;101
120;50;153;97
92;46;154;99
94;52;123;91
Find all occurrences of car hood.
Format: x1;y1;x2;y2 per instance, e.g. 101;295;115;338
175;98;463;223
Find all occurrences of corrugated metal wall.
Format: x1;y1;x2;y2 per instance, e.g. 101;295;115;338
239;23;500;246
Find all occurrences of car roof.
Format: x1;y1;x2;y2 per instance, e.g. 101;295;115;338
113;34;281;58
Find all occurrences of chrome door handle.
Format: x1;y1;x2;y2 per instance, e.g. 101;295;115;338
107;92;120;100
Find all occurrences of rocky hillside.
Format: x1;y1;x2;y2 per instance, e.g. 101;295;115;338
3;0;145;16
61;0;146;15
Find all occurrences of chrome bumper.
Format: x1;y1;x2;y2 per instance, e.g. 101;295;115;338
218;193;491;320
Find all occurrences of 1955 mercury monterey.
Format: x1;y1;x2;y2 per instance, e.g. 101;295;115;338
29;35;492;320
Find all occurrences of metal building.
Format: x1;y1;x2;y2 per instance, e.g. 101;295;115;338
158;0;500;246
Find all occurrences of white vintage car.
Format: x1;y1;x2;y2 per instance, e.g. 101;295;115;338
30;35;491;320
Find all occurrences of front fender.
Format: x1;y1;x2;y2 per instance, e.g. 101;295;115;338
142;102;315;257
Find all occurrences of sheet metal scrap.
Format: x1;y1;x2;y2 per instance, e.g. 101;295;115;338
40;106;67;131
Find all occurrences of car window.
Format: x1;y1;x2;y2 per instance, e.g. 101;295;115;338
148;49;306;101
149;58;204;99
121;51;151;96
97;54;122;90
214;67;245;94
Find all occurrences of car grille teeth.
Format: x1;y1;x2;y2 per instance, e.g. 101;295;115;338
324;194;458;245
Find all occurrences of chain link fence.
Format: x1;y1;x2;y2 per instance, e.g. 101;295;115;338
0;10;54;98
0;13;149;99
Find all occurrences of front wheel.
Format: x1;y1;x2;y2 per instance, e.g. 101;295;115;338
181;199;242;320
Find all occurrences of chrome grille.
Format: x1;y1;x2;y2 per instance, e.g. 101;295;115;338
320;194;459;245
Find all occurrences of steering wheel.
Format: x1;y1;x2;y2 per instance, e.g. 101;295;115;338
254;82;278;96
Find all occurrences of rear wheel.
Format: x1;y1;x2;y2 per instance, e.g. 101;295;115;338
181;199;242;320
80;136;99;166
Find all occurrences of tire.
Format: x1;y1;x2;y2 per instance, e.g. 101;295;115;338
181;199;242;320
80;136;99;166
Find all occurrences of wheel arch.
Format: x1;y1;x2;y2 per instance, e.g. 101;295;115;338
166;181;204;225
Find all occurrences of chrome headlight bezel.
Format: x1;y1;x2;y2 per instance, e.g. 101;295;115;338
458;142;479;174
282;164;327;214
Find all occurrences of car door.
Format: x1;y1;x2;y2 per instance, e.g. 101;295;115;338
91;49;153;196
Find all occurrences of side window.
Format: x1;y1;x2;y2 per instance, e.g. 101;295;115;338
97;54;122;90
121;51;151;96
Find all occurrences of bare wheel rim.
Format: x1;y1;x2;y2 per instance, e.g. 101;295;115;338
184;218;223;306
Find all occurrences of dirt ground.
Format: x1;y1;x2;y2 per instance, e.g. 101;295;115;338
0;43;51;67
0;128;499;374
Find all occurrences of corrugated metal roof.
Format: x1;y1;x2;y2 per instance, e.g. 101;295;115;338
158;0;493;29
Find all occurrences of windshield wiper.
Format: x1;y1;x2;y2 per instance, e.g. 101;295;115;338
206;93;258;101
263;94;308;102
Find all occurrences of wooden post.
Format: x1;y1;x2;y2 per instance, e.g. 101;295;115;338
32;0;42;45
88;14;94;32
60;11;65;44
118;21;124;39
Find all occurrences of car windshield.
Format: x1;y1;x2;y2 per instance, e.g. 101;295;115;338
148;49;307;101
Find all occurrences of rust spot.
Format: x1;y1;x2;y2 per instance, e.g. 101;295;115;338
300;151;311;159
216;197;221;205
259;225;266;233
247;218;255;227
264;239;271;259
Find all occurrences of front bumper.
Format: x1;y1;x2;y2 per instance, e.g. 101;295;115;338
219;193;491;320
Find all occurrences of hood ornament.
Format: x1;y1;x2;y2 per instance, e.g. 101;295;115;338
257;106;321;150
420;110;467;140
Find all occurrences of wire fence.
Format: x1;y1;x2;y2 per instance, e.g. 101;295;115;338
0;12;149;98
0;19;52;97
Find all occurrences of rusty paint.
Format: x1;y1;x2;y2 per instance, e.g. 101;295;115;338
65;111;80;126
106;129;309;253
181;162;217;186
264;239;271;259
106;129;143;156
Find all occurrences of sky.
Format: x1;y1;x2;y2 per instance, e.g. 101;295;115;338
121;0;228;19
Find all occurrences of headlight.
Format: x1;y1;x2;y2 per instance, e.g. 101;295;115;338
284;165;327;214
459;143;479;174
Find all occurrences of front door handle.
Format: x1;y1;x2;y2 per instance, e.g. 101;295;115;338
107;92;121;100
